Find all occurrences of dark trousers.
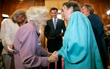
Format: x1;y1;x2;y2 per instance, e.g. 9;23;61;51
42;56;62;69
101;57;107;69
49;56;62;69
0;42;3;54
10;56;15;69
47;38;62;69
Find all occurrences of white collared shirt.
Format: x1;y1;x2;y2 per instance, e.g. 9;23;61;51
52;18;58;24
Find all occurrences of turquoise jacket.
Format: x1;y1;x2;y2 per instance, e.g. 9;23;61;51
58;11;104;69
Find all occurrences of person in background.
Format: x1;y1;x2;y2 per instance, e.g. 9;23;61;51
81;4;108;69
0;14;9;69
44;7;66;69
57;1;104;69
0;14;9;55
13;6;58;69
1;9;26;69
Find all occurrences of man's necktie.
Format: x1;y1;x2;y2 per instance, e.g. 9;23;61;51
36;32;40;37
54;19;56;29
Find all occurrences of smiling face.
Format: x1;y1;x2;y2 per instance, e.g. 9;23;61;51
51;10;58;19
17;15;26;23
62;6;73;21
81;6;90;17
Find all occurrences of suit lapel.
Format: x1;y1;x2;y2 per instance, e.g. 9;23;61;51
56;19;59;29
50;19;55;30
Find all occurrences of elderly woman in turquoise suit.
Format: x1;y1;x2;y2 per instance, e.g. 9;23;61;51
57;1;104;69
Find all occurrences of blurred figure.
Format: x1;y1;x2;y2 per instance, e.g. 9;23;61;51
0;14;9;55
44;7;66;69
0;14;9;69
1;9;26;69
81;4;108;69
57;1;104;69
13;6;58;69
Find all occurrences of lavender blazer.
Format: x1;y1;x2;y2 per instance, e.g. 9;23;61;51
13;21;48;69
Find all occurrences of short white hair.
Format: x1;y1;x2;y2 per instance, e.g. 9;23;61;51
26;6;49;22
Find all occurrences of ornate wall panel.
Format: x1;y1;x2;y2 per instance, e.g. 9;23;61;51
0;1;2;25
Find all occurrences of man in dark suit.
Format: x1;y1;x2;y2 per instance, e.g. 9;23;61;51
44;7;66;69
81;4;108;69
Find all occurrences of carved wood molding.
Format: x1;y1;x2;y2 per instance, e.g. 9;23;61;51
2;0;45;3
69;0;109;2
45;0;69;1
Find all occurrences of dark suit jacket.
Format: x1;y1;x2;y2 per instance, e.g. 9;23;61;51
88;14;108;58
44;19;66;52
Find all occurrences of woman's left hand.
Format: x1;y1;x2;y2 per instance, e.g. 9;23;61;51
8;44;17;55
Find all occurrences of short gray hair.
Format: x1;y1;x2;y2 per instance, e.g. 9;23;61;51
10;9;26;23
81;3;94;14
26;6;49;22
62;1;80;12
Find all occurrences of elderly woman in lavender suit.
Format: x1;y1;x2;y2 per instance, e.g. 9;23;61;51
13;6;58;69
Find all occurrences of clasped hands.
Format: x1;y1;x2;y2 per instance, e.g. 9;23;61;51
48;51;58;63
48;33;63;39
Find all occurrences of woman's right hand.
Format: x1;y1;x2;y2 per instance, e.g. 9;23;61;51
48;51;58;63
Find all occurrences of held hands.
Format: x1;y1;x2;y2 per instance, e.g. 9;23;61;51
48;51;58;63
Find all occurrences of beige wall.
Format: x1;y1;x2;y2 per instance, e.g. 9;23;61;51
45;0;68;19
